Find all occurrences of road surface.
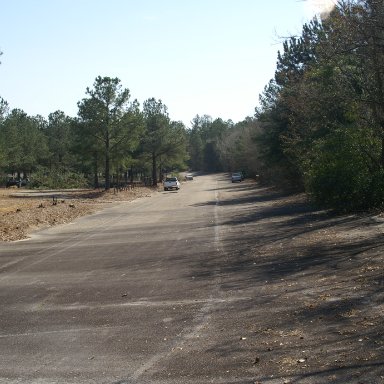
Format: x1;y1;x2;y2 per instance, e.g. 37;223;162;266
0;174;261;384
2;174;382;384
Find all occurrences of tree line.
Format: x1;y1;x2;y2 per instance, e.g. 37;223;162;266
0;75;242;190
0;77;191;189
253;0;384;212
219;0;384;213
1;0;383;213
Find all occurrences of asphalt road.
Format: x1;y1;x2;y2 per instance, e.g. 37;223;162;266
0;174;261;384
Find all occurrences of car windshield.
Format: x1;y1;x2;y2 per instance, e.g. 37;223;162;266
166;177;177;181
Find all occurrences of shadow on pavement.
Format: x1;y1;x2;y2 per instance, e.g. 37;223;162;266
188;181;384;383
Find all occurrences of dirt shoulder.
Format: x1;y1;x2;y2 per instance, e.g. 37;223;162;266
0;186;155;242
215;182;384;383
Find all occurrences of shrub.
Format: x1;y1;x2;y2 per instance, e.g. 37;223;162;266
29;167;90;189
305;128;384;212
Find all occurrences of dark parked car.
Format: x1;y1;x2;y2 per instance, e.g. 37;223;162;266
6;178;29;188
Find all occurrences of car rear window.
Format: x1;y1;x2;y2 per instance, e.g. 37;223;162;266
166;177;177;181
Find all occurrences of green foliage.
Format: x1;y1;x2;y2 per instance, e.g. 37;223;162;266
141;98;188;184
0;109;49;175
0;78;189;190
305;128;384;212
254;17;331;190
29;167;89;189
187;116;206;170
0;98;9;167
252;1;384;211
162;120;189;168
76;76;144;189
0;97;9;121
187;115;232;172
46;111;76;169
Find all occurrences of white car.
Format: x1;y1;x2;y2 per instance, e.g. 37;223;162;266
163;177;180;191
185;174;194;181
231;172;243;183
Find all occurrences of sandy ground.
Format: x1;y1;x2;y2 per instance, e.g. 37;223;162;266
0;186;155;242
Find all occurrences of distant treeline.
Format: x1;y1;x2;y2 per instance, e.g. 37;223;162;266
0;76;250;191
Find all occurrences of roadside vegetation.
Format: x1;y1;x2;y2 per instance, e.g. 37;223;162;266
254;0;384;212
1;0;383;213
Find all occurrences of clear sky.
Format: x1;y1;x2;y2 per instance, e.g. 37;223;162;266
0;0;334;127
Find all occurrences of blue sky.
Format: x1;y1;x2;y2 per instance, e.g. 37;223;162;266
0;0;333;127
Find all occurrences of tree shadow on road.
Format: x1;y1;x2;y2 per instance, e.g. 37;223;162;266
188;182;384;383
